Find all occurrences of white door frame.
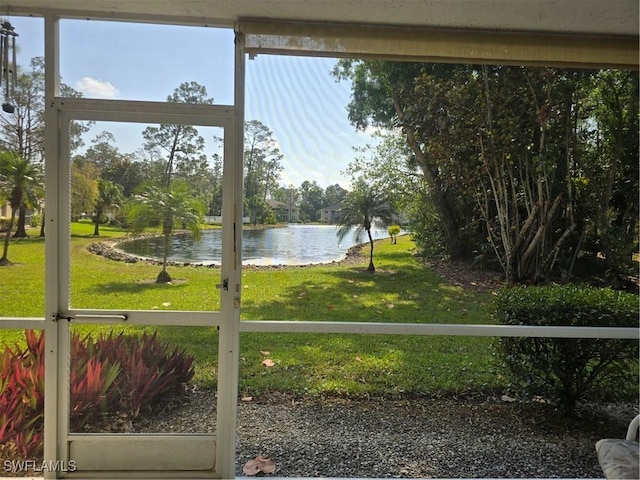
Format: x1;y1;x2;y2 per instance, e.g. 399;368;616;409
41;16;244;479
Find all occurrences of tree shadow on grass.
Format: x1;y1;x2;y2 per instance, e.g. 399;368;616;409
87;278;189;295
241;258;488;325
238;330;500;397
238;242;501;396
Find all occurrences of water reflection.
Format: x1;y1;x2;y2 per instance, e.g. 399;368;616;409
116;224;396;265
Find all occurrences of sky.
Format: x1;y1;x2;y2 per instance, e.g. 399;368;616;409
7;16;377;189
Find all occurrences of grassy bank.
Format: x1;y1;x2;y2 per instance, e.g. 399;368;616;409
0;225;501;397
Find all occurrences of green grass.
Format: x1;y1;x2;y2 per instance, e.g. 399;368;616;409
0;226;501;397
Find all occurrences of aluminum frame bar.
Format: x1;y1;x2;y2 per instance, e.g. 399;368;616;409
239;320;639;339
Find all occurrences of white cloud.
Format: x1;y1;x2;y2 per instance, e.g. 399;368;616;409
75;77;119;99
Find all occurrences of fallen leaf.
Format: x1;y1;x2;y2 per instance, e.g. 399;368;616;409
347;279;355;284
298;291;306;297
243;456;276;476
162;302;171;307
241;396;253;402
355;356;362;362
258;456;276;474
151;306;159;310
326;305;334;310
243;459;261;476
262;359;275;367
387;303;395;309
260;350;270;356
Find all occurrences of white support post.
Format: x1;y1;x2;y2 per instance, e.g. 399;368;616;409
42;13;61;480
215;28;245;479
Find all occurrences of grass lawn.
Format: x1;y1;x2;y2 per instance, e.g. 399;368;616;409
0;223;502;397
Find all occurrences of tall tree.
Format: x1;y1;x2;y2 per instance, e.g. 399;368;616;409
0;57;45;162
0;151;42;265
333;60;471;256
323;183;348;208
93;180;124;236
579;70;639;279
79;131;120;171
208;153;223;216
337;178;395;273
0;57;90;237
100;154;146;197
142;82;213;186
272;184;300;222
298;180;324;222
70;159;99;221
243;120;283;224
345;131;421;215
336;60;639;283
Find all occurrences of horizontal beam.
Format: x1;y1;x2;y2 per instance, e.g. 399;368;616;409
2;318;636;339
241;21;639;69
63;309;221;327
240;320;640;339
7;6;234;28
53;98;235;125
0;317;45;329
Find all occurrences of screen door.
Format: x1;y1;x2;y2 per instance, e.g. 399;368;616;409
48;99;241;478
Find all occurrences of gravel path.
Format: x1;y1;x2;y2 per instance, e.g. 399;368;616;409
137;389;638;478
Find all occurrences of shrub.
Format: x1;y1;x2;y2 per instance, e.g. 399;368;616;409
387;225;401;244
0;331;44;459
1;330;195;458
29;213;43;228
495;285;639;414
89;331;195;417
406;188;448;259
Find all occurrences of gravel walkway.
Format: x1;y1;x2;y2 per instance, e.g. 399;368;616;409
137;389;638;478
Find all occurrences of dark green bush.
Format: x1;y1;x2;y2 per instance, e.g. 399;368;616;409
495;285;639;414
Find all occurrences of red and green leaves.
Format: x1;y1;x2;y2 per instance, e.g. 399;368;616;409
1;329;195;459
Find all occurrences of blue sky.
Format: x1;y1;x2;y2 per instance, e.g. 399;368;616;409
8;16;375;188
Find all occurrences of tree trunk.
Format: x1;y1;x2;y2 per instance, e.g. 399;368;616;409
0;208;17;265
367;228;375;272
93;209;101;236
390;91;464;257
156;230;172;283
13;205;28;238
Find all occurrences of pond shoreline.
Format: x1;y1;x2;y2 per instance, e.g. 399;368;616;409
87;231;366;270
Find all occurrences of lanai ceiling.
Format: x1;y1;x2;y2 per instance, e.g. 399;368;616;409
4;0;639;37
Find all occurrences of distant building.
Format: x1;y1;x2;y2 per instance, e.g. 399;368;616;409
266;199;300;223
319;204;341;224
0;203;41;229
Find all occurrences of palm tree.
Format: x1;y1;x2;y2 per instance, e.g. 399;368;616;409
127;180;204;283
387;224;401;244
0;151;42;266
337;179;395;273
93;180;124;236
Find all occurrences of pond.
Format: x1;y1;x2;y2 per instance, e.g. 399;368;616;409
116;224;398;266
